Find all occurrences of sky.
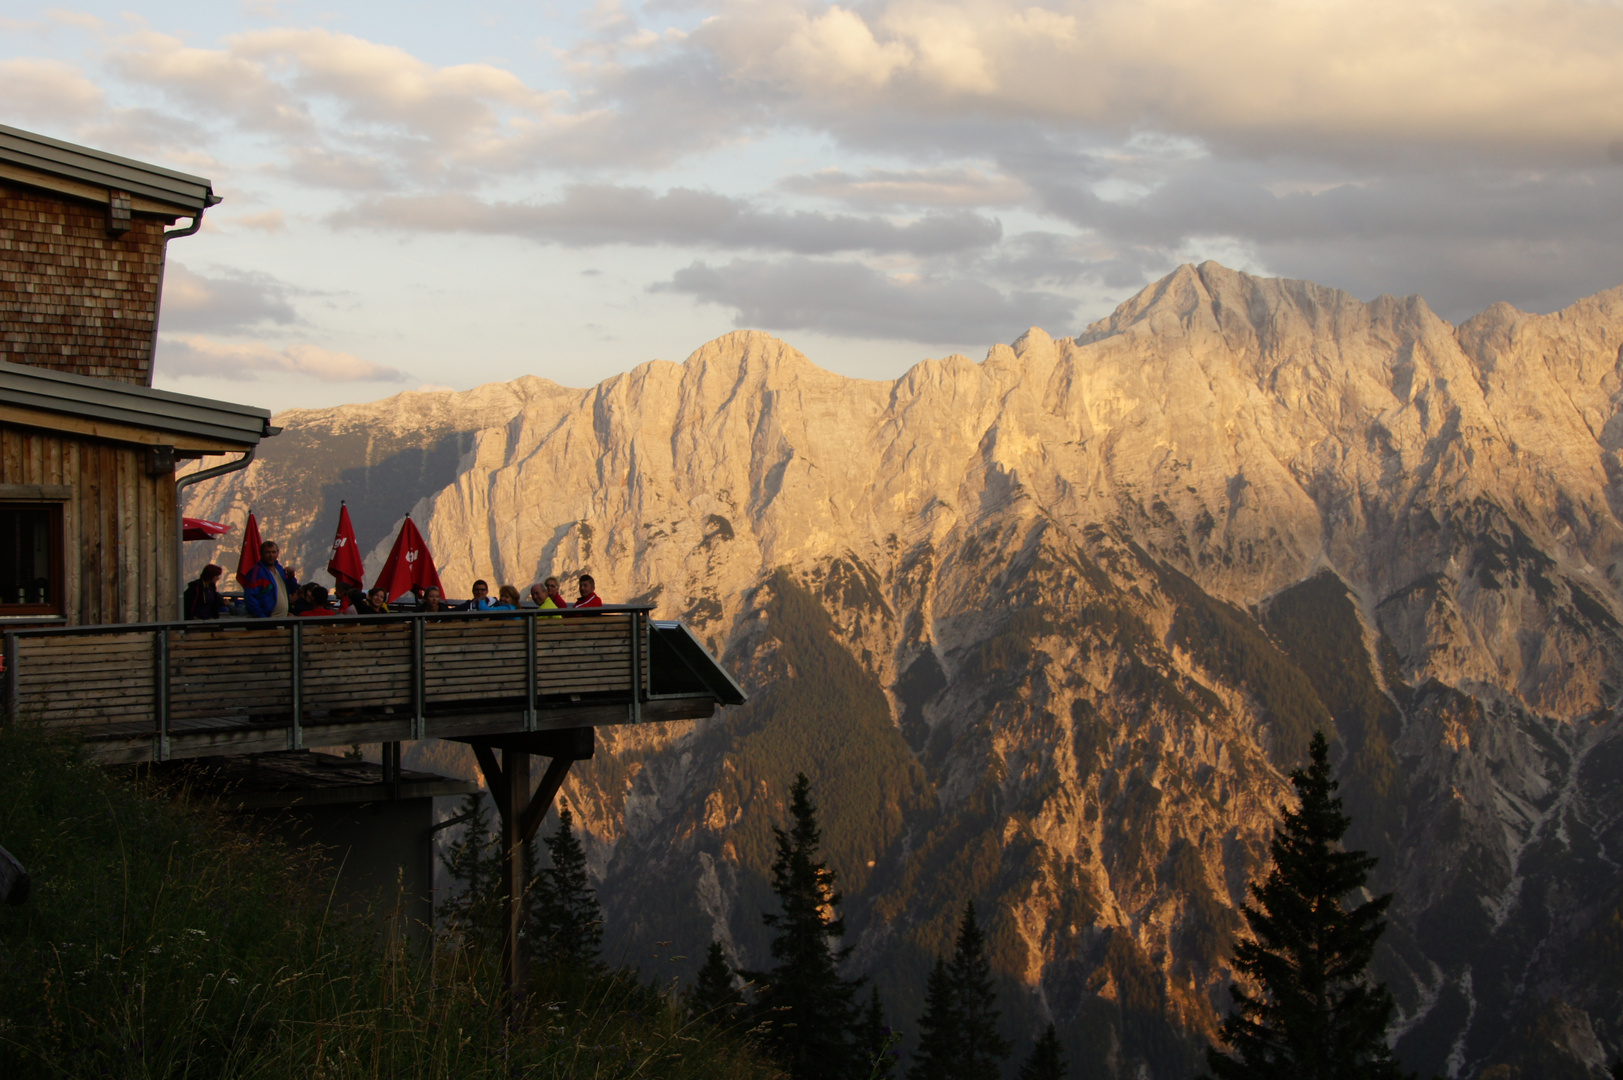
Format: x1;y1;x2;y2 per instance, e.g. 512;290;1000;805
5;0;1623;414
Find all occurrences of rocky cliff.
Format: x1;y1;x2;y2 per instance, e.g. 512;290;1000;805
182;263;1623;1079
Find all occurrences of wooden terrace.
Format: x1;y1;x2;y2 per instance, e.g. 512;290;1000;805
1;606;746;763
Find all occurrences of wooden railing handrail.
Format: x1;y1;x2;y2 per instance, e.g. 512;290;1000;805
1;604;659;639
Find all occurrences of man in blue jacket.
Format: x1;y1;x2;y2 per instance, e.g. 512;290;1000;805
243;540;297;618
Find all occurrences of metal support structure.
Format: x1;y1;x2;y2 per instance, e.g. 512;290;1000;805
3;632;18;720
410;618;426;740
154;627;170;761
524;614;537;732
384;741;402;800
629;610;643;724
288;622;303;750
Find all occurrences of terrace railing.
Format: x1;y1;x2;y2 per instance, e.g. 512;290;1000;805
2;606;744;763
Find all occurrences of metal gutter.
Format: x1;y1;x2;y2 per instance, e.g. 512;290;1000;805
0;359;273;445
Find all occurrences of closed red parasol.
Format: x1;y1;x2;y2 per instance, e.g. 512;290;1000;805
235;512;263;587
372;515;442;603
326;502;365;589
182;517;231;542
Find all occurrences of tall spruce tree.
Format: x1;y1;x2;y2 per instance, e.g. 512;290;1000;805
744;772;865;1080
529;799;603;972
1206;731;1413;1080
909;903;1011;1080
857;986;899;1080
688;940;746;1024
909;958;962;1080
1017;1024;1067;1080
437;792;503;953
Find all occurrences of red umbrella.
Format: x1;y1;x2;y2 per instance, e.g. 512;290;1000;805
326;502;365;589
235;512;263;587
182;516;231;542
372;515;442;603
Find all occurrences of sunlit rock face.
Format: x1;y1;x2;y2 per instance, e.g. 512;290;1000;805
185;263;1623;1079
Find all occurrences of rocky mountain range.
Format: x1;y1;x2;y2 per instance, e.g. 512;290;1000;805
180;262;1623;1079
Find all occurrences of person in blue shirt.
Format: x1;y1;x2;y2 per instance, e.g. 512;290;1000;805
242;541;297;618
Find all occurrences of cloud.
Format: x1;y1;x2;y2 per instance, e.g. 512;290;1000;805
653;256;1077;344
102;26;569;188
1024;153;1623;318
158;263;299;333
231;210;286;233
332;185;1002;255
0;58;104;125
781;166;1027;208
158;335;407;382
684;0;1623;164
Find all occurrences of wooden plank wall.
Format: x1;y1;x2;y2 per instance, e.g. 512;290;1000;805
0;423;176;625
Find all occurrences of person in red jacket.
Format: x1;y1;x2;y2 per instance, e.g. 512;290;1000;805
296;583;336;616
572;574;603;610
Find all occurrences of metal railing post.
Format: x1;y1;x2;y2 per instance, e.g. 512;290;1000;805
524;613;537;732
289;621;303;750
412;617;426;740
629;610;643;724
2;632;17;721
155;627;170;761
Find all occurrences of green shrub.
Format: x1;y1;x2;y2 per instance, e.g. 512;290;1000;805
0;722;781;1080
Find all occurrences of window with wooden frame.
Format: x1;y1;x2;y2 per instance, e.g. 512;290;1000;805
0;502;64;617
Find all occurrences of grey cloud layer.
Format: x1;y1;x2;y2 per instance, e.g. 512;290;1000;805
158;263;300;334
654;257;1077;345
12;1;1623;358
332;186;1002;256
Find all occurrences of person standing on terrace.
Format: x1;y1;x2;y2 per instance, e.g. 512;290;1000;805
183;564;226;620
243;541;297;618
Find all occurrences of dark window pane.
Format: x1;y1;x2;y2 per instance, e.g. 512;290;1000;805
0;506;55;606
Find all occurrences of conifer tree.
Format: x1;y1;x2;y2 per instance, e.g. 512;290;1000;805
529;799;603;972
950;902;1010;1078
689;940;745;1023
744;772;864;1080
909;903;1010;1080
857;986;900;1080
437;792;502;952
1017;1024;1067;1080
1206;731;1414;1080
909;957;963;1080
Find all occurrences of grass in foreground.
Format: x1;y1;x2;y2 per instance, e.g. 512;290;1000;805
0;721;781;1080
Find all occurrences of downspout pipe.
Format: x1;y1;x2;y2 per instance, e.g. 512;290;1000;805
148;205;211;387
174;445;254;620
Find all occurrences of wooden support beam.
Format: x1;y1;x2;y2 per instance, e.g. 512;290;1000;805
471;743;505;818
462;732;590;1009
501;748;530;1008
519;755;574;848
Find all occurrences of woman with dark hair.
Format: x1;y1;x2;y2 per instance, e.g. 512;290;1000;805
183;564;226;620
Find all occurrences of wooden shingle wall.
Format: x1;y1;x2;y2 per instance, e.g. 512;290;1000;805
1;423;176;625
0;182;167;386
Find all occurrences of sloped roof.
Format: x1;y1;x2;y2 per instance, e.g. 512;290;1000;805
0;122;218;216
0;359;273;447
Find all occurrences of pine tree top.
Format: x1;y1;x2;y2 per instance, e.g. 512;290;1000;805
1207;731;1413;1080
